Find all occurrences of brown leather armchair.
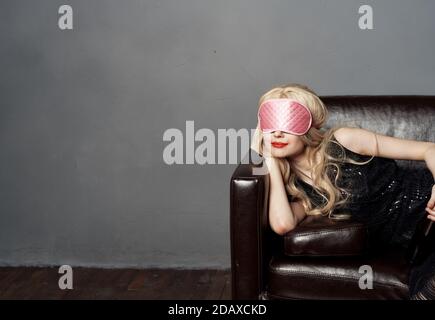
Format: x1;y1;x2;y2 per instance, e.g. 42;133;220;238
230;96;435;300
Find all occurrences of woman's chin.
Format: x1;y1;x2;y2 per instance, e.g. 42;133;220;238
271;150;290;158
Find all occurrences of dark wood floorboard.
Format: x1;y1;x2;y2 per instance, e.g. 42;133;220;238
0;267;231;300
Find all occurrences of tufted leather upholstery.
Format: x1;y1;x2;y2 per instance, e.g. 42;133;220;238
230;96;435;300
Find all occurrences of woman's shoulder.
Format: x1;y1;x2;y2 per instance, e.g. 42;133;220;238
328;130;373;160
332;128;367;155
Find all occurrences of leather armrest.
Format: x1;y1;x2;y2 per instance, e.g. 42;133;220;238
284;214;369;257
230;149;280;299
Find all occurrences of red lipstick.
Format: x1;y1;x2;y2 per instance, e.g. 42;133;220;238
271;142;288;148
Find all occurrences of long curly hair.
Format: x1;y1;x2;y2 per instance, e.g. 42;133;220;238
251;83;375;219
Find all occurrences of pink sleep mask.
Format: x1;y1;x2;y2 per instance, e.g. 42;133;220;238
258;98;312;135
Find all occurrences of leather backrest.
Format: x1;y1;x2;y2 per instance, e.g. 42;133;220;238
321;96;435;170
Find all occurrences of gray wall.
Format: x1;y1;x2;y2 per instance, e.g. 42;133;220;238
1;0;434;268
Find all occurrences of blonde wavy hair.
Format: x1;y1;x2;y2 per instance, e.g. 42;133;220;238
251;83;375;219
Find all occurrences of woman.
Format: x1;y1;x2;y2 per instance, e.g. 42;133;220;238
250;83;435;299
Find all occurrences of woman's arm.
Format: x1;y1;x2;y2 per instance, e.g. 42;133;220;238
424;146;435;180
334;127;435;164
335;127;435;219
265;157;305;235
424;146;435;220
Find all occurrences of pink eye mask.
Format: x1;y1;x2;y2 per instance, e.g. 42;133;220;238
258;98;312;135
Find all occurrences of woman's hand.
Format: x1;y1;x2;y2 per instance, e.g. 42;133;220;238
265;154;295;235
262;139;273;159
426;184;435;221
264;156;279;171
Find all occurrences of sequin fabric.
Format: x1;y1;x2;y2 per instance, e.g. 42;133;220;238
295;135;433;249
294;135;435;299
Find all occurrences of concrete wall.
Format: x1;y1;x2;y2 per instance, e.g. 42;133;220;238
0;0;434;268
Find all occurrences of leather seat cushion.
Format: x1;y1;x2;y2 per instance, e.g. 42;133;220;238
284;215;368;257
267;250;410;300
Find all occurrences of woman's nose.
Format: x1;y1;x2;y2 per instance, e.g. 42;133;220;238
273;130;283;137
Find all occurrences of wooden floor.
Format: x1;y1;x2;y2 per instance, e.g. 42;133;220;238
0;267;231;299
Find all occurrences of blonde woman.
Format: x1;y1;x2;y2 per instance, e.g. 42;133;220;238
251;83;435;299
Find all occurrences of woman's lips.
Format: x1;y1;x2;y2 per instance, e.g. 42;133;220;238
271;142;288;148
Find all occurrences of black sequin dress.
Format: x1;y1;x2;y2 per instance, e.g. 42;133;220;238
294;135;434;298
